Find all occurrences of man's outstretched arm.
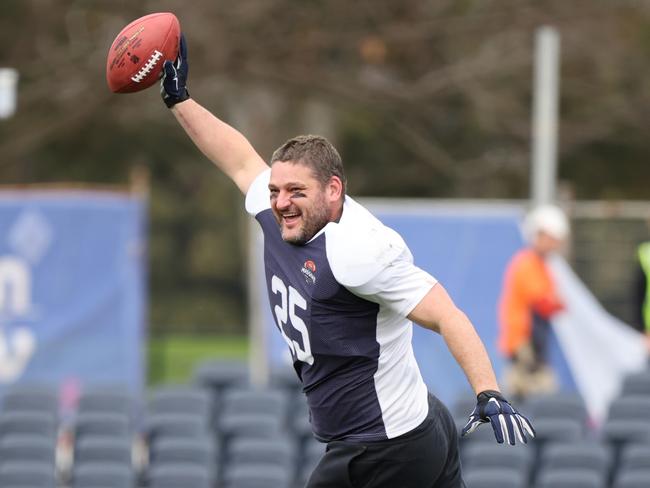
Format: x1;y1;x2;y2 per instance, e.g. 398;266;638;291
408;283;499;395
161;35;267;195
408;283;535;445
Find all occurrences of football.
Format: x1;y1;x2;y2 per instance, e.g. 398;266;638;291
106;12;180;94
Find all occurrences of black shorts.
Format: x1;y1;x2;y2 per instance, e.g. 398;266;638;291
305;394;466;488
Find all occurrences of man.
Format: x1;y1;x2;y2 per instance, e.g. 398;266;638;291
498;204;569;400
160;36;534;488
634;232;650;353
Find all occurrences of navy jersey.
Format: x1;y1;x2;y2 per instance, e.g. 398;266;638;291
245;169;437;442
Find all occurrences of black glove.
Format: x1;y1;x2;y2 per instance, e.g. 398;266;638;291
461;390;535;445
160;34;190;108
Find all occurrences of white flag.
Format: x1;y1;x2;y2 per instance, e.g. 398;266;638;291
548;255;646;425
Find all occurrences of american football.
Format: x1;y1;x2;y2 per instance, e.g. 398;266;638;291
106;12;180;94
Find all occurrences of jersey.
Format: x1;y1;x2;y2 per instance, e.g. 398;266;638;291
245;169;436;442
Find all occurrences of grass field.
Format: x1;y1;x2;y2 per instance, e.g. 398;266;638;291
147;334;249;385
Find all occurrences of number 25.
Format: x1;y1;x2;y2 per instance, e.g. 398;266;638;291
271;275;314;365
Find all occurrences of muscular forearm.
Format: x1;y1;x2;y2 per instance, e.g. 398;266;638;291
409;281;532;445
171;99;267;194
438;310;500;395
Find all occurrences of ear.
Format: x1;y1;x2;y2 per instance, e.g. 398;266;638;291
326;176;343;203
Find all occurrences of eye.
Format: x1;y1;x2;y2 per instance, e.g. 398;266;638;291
269;189;278;199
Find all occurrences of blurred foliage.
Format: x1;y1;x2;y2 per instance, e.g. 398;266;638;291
0;0;649;333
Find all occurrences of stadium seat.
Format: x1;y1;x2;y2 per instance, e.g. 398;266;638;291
148;463;212;488
148;385;214;419
74;436;133;465
72;462;134;488
148;436;217;469
534;468;606;488
0;384;58;417
217;412;284;440
0;461;57;488
0;411;57;439
601;419;650;445
450;393;478;421
527;391;588;424
463;467;526;488
303;437;326;465
0;434;56;465
193;359;249;393
222;463;293;488
607;395;650;419
74;412;131;440
618;443;650;471
620;370;650;397
291;402;313;440
613;469;650;488
539;442;612;479
298;440;325;487
602;396;650;444
145;413;208;442
269;366;302;393
220;386;290;419
77;386;134;418
529;417;584;444
463;441;532;478
227;436;297;472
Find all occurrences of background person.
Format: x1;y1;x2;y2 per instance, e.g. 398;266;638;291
498;204;570;400
633;222;650;353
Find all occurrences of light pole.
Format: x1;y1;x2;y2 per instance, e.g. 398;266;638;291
531;27;560;208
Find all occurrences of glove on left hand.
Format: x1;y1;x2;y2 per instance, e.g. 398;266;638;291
160;34;189;108
461;390;535;445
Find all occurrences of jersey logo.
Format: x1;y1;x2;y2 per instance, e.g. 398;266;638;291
301;259;317;285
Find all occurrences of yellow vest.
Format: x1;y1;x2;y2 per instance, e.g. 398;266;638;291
638;242;650;331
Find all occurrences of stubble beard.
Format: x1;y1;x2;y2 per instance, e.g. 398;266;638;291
279;198;330;246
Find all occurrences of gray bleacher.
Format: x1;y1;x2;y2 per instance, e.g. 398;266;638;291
452;362;650;488
0;359;648;488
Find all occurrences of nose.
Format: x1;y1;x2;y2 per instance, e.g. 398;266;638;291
275;190;292;210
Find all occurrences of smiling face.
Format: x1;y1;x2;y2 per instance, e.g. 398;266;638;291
269;161;343;245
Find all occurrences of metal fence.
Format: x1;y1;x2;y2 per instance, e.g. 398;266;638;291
569;200;650;329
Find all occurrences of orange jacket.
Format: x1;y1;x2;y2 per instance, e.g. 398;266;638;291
498;248;564;357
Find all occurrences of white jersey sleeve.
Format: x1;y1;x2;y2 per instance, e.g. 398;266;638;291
326;197;437;317
348;248;438;317
245;168;271;216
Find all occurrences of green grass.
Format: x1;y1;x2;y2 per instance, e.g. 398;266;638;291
147;334;249;385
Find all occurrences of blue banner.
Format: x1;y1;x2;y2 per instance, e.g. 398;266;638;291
0;191;147;398
373;202;526;403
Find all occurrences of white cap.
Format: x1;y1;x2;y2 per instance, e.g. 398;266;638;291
522;204;569;242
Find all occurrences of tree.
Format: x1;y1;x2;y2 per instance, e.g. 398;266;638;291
1;0;648;331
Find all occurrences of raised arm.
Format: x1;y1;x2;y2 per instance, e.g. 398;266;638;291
170;100;268;194
161;35;268;194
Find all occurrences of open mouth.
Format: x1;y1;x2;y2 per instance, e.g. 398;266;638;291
282;213;301;227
